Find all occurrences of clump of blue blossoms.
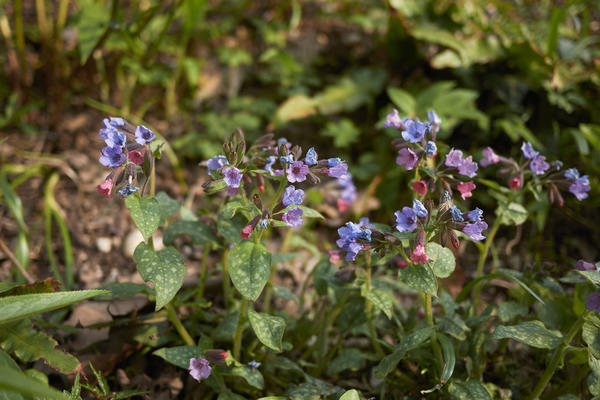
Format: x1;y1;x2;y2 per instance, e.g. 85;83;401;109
96;117;155;198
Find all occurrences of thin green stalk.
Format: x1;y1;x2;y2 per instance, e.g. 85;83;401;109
34;0;50;46
525;313;587;400
365;252;385;358
14;0;26;79
165;303;195;346
233;298;247;360
424;293;443;376
55;0;69;43
197;245;209;299
263;227;293;313
222;249;231;308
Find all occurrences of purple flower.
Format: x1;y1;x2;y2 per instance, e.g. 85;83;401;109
280;155;294;164
480;147;500;167
463;221;488;241
207;155;229;171
382;109;403;129
328;162;348;178
287;161;309;183
305;147;318;166
402;120;427;143
521;142;539;159
586;293;600;314
189;357;211;381
396;148;418;170
117;185;139;197
412;199;428;218
450;206;464;222
336;219;372;261
99;146;126;167
445;149;463;167
277;138;288;146
458;156;478;178
564;168;580;180
282;185;304;206
466;207;483;222
223;167;243;188
576;259;596;271
530;155;550;175
569;175;590;200
425;141;437;157
134;125;155;145
395;207;417;232
282;207;304;227
99;127;126;148
428;110;441;126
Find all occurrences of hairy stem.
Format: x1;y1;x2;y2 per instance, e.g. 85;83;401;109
165;303;195;346
233;298;248;360
365;252;385;358
424;293;443;376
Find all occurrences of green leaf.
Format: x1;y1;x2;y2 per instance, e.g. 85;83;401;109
272;95;317;127
339;389;361;400
217;211;247;244
226;366;264;390
155;191;181;221
427;243;456;278
248;309;285;352
163;220;218;246
398;264;437;295
153;346;201;369
577;270;600;286
0;319;79;373
322;119;361;147
0;364;67;399
327;349;365;375
228;242;271;301
279;205;324;219
374;327;434;378
387;87;415;114
133;243;186;310
497;301;528;323
76;0;111;64
95;282;148;300
0;290;107;325
448;380;492;400
583;322;600;359
496;202;528;226
438;333;455;382
125;196;161;241
361;285;393;319
492;321;563;349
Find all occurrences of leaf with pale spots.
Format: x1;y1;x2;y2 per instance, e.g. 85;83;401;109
163;220;218;246
398;264;438;295
492;321;563;349
133;243;186;311
153;346;201;369
248;308;285;352
228;242;271;301
125;196;161;241
361;284;393;319
427;243;456;278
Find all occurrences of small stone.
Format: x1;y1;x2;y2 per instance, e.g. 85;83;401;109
123;230;144;258
96;237;112;253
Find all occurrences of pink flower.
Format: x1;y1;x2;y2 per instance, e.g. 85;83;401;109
411;180;427;196
96;177;114;198
396;148;418;170
509;176;521;190
241;224;253;239
396;259;409;268
128;150;144;165
337;198;350;213
328;250;342;264
410;244;429;265
457;181;476;200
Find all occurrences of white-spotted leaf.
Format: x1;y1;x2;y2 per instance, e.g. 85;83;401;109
125;196;161;241
153;346;201;369
492;321;563;349
398;264;438;295
361;285;394;319
228;242;271;301
248;309;285;352
133;243;186;310
427;243;456;278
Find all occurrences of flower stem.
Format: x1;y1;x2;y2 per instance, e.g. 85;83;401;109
365;252;385;358
524;313;587;400
233;298;248;360
222;249;232;308
197;245;209;299
165;303;195;346
423;292;443;376
263;227;293;313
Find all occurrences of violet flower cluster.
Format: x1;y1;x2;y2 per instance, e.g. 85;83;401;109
336;218;374;261
96;117;155;198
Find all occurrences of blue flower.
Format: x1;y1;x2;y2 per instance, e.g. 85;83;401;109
103;117;125;128
189;357;211;381
207;155;229;171
282;186;304;206
248;360;261;369
564;168;580;180
530;155;550;175
277;138;288;146
258;219;269;229
569;175;591;200
99;146;126;167
336;219;373;261
466;207;483;222
223;167;243;188
521;142;539;159
99;127;126;148
412;199;428;218
401;120;427;143
395;207;417;232
328;162;348;178
117;185;139;197
425;141;437;157
382;109;403;129
428;110;442;126
463;221;488;241
135;125;155;145
328;158;341;167
280;155;294;164
305;147;318;166
450;206;464;222
282;207;304;227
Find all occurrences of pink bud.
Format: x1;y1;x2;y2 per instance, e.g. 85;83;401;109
337;198;350;213
241;224;253;239
128;150;144;165
328;250;342;264
509;176;521;190
411;180;427;196
96;177;114;198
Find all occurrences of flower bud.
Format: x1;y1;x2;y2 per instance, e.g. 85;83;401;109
257;174;265;193
307;172;320;185
254;133;275;146
509;175;521;190
204;349;228;365
252;193;263;210
448;229;460;249
291;145;302;161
